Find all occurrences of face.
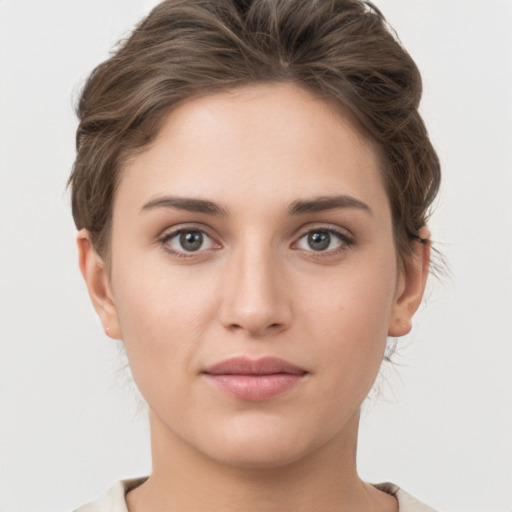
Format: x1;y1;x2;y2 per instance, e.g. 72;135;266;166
81;83;427;469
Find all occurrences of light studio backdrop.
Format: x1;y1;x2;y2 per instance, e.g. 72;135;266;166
1;1;511;511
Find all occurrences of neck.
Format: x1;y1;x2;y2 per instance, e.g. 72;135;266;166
127;410;397;512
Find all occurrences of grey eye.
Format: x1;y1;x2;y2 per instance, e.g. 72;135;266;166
166;230;216;253
307;231;331;251
296;230;345;252
179;231;204;251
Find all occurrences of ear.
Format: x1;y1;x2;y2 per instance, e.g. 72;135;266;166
77;229;122;339
388;226;431;337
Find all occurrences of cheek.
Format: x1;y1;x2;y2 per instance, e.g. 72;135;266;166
113;249;214;329
109;258;219;397
301;248;397;331
299;249;398;388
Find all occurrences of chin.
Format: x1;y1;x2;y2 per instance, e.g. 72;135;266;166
195;420;328;470
210;443;310;470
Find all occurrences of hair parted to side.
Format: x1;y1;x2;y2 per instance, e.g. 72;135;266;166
69;0;440;265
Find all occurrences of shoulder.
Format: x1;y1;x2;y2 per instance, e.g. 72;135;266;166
373;482;439;512
73;478;148;512
73;478;438;512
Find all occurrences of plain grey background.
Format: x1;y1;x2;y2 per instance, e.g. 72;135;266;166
1;1;511;511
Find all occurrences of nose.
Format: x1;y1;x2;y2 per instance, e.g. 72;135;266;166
218;242;292;337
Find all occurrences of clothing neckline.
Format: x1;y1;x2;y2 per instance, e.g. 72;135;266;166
75;476;438;512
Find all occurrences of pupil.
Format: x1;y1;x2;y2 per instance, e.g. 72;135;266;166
180;231;203;251
308;231;330;251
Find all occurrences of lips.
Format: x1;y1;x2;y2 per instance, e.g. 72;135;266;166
202;356;307;401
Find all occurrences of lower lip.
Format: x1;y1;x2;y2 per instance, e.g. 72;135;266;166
204;373;305;401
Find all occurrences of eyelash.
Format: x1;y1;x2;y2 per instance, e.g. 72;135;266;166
158;225;354;259
159;226;219;258
293;227;354;258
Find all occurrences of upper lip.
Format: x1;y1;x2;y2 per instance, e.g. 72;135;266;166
203;356;307;375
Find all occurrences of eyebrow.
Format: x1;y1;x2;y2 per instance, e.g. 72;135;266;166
141;195;229;216
140;194;371;216
287;195;372;216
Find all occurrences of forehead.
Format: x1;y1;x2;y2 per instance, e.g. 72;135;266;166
117;83;389;218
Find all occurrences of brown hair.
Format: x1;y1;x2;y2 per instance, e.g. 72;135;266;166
69;0;440;263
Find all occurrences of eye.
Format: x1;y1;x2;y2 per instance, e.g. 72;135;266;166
161;229;218;255
294;228;351;253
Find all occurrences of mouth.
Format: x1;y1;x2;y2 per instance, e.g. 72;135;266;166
202;356;308;401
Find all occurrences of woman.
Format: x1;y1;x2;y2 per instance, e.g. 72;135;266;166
69;0;440;510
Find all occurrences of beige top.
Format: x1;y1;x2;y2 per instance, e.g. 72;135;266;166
74;477;438;512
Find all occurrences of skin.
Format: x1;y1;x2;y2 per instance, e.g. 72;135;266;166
78;83;430;512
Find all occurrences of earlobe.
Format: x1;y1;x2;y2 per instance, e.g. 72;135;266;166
77;229;122;339
388;227;431;337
